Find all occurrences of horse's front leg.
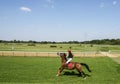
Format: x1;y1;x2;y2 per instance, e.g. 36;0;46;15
56;67;61;76
56;66;64;76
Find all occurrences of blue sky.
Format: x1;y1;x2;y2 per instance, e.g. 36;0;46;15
0;0;120;41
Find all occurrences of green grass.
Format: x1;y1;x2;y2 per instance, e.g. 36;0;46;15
0;56;120;84
0;43;120;52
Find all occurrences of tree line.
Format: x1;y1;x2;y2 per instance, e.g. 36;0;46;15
83;39;120;45
0;39;120;45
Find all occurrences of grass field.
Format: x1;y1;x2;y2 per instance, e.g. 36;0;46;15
0;43;120;52
0;56;120;84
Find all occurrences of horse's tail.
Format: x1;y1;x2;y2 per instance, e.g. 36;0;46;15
80;63;91;72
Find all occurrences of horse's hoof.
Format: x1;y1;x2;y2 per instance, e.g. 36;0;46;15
56;74;59;76
83;77;86;80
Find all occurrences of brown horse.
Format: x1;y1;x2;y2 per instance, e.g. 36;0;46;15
56;52;91;78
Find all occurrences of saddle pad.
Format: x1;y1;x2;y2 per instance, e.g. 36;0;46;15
68;62;72;67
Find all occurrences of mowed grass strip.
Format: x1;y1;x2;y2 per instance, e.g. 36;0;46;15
0;56;120;84
1;43;120;52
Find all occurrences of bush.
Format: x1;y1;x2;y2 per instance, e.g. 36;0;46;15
50;45;57;48
28;43;36;46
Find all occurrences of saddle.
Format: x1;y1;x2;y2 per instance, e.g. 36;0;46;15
67;62;73;68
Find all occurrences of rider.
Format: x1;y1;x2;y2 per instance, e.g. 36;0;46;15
66;48;73;64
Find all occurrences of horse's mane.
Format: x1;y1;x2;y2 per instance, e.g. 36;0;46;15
63;53;67;61
59;52;67;61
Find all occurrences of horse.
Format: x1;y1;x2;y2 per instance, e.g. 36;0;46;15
56;52;91;78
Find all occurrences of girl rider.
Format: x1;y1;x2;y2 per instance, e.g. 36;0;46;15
66;49;73;64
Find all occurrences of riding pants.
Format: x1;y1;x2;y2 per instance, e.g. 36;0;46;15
66;58;72;64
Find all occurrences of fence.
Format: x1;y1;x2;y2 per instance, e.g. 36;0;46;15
0;51;107;57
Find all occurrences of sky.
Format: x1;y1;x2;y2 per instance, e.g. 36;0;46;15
0;0;120;42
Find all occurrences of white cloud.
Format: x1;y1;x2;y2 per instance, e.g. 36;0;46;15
20;6;31;12
113;1;117;5
100;2;104;8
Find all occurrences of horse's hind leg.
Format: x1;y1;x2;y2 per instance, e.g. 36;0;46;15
75;64;86;78
81;71;86;78
76;68;86;78
78;71;82;77
75;68;82;77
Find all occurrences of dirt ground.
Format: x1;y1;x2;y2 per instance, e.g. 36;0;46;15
0;51;105;57
111;57;120;64
0;51;119;59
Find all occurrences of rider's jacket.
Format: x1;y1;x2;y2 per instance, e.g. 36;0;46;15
68;50;73;58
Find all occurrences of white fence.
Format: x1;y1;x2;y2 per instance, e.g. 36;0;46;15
0;51;108;57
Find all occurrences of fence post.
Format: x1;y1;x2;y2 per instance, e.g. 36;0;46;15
2;51;4;56
13;51;14;56
24;52;25;57
48;53;49;57
36;52;37;56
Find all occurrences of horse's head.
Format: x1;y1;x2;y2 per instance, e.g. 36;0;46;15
57;52;67;57
57;52;67;62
